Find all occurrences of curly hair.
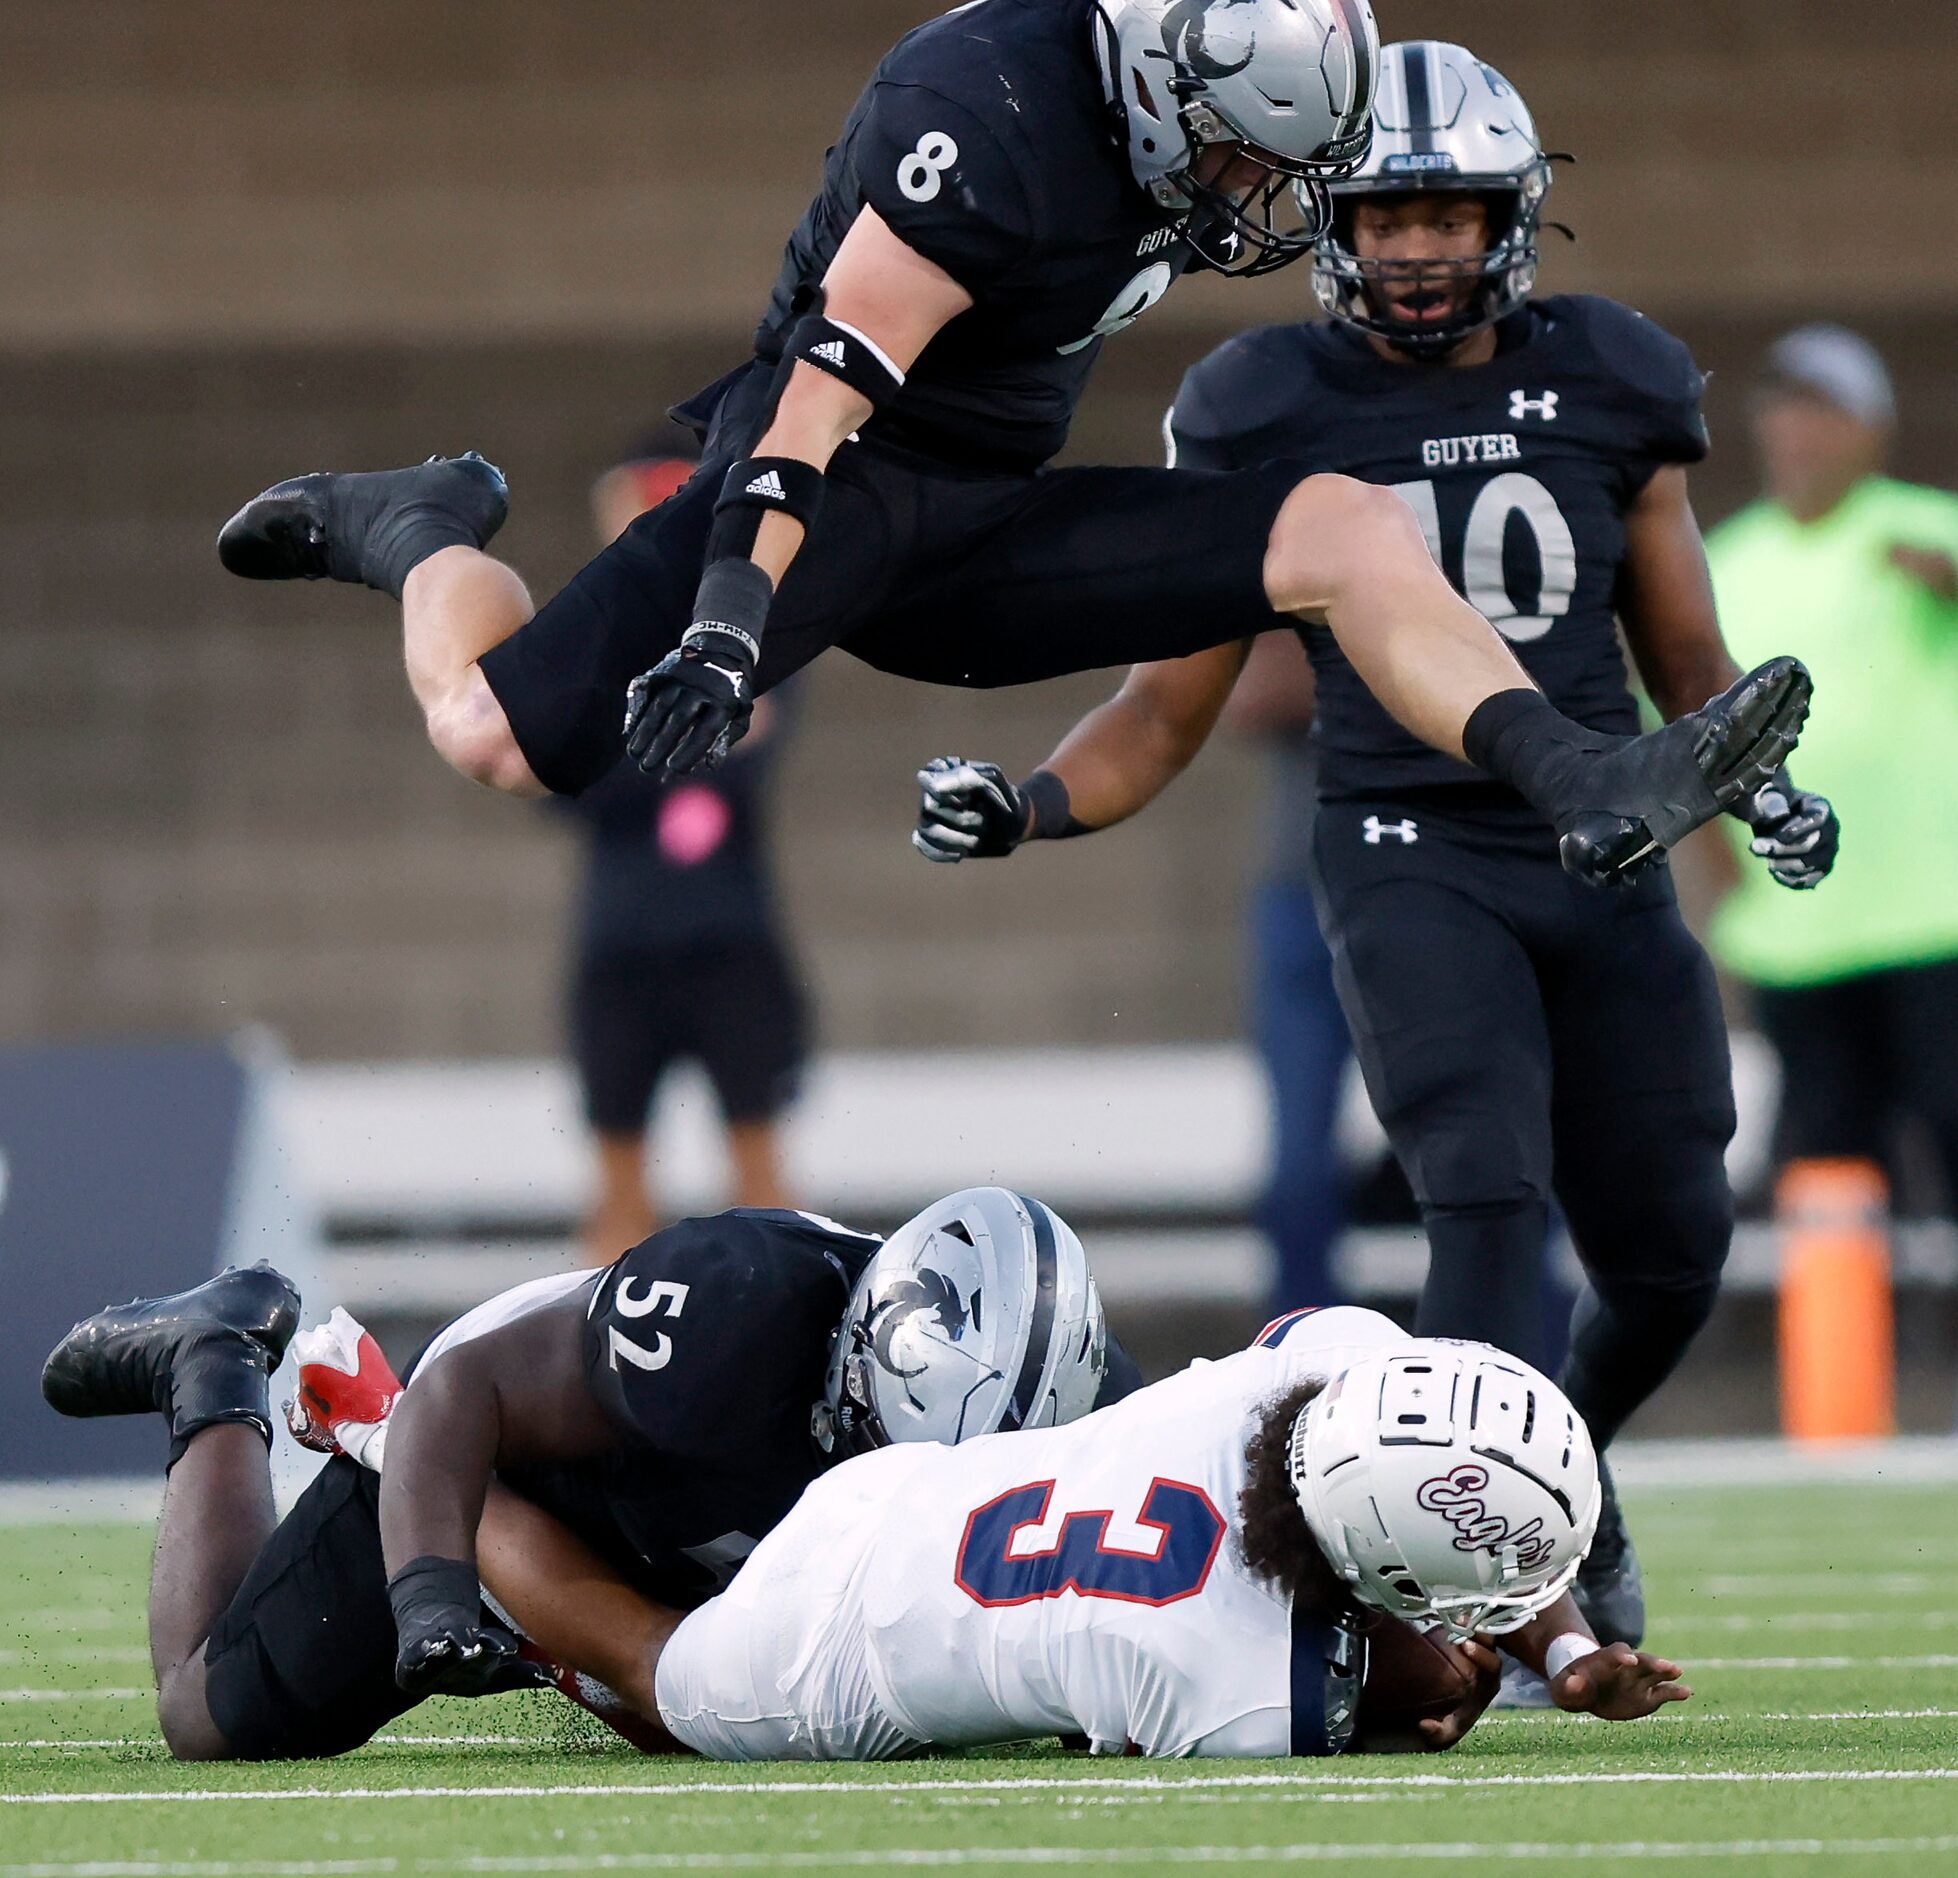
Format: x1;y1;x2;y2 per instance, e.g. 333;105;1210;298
1236;1378;1360;1623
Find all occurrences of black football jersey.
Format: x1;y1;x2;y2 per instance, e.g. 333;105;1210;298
754;0;1192;470
503;1209;879;1609
1170;295;1710;802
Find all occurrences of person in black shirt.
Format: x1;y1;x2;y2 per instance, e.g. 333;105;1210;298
908;43;1840;1652
221;0;1809;901
563;438;808;1263
42;1189;1139;1759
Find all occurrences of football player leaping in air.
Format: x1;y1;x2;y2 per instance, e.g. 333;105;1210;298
219;0;1808;891
912;43;1841;1671
42;1190;1135;1760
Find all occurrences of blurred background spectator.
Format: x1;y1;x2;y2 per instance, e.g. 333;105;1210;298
1706;327;1958;1219
1222;634;1350;1317
560;432;809;1263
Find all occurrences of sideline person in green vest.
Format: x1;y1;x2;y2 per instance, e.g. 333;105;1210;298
1706;325;1958;1210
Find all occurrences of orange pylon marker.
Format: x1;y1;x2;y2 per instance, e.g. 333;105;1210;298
1776;1157;1895;1442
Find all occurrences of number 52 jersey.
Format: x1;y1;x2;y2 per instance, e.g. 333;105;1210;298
1169;296;1710;805
652;1305;1408;1760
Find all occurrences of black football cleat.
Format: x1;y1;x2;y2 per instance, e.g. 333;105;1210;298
1572;1460;1645;1648
43;1262;301;1466
1558;657;1812;887
216;453;508;594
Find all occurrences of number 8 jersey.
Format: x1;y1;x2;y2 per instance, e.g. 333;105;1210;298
1168;295;1710;806
652;1305;1408;1760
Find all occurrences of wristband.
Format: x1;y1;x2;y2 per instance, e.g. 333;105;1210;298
1544;1631;1594;1682
1021;769;1089;841
685;558;773;662
704;456;826;563
387;1554;481;1629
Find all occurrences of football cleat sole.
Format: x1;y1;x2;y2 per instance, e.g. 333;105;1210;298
1560;656;1812;887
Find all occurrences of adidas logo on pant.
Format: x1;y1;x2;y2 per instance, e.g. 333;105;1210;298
746;471;787;501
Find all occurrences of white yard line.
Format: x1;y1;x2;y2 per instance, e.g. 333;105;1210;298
1480;1707;1958;1725
6;1839;1958;1874
0;1691;146;1704
0;1651;150;1666
1692;1653;1958;1670
1663;1610;1958;1632
7;1767;1958;1807
1690;1573;1936;1596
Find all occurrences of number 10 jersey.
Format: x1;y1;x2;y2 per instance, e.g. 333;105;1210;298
1168;296;1711;807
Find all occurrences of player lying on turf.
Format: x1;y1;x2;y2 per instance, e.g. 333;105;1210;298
470;1308;1692;1760
909;40;1839;1669
217;0;1807;892
41;1189;1133;1760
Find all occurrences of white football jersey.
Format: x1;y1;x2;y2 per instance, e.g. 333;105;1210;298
857;1305;1408;1757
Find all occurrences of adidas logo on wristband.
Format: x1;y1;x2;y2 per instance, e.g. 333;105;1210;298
745;470;787;502
811;340;848;369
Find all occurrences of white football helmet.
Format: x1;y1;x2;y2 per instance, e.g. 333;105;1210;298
1094;0;1378;275
814;1187;1107;1459
1313;41;1556;355
1288;1339;1601;1638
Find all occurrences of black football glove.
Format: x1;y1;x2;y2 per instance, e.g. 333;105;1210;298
913;758;1032;863
625;626;757;779
626;558;773;779
1742;778;1840;890
388;1555;545;1700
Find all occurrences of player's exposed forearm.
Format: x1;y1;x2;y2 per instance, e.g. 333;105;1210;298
1499;1593;1593;1679
476;1481;684;1726
1619;466;1744;721
378;1354;502;1583
745;368;875;584
1041;645;1248;832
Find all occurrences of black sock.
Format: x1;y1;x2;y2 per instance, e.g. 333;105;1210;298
1462;689;1617;824
332;502;481;600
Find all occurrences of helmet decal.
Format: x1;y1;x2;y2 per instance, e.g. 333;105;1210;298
865;1269;970;1381
1161;0;1257;82
1415;1464;1557;1571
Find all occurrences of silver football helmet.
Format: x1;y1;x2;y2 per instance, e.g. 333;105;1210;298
814;1187;1108;1459
1094;0;1378;276
1288;1339;1602;1638
1313;41;1555;354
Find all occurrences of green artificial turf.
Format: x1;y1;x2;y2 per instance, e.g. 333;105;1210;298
4;1478;1956;1875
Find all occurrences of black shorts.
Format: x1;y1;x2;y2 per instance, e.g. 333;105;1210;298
1754;956;1958;1185
572;935;808;1132
1309;795;1735;1247
480;360;1301;795
202;1457;415;1760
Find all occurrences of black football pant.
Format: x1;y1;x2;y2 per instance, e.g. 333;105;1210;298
1309;795;1737;1448
480;359;1301;796
1754;956;1958;1210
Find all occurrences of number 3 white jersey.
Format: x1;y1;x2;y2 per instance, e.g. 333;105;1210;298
655;1304;1408;1761
855;1305;1403;1756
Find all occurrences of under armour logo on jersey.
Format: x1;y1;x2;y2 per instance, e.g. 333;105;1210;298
745;470;788;502
1364;816;1419;846
1510;390;1561;423
809;340;848;371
